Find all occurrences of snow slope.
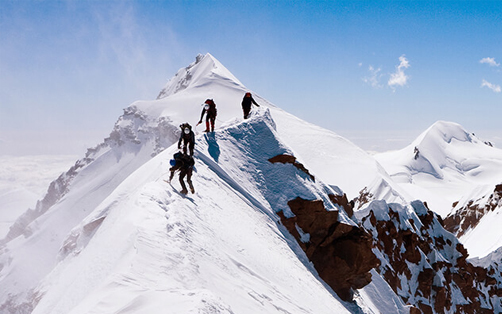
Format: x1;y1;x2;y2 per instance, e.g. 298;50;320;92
375;121;502;217
23;113;359;314
447;184;502;258
0;54;409;313
270;108;410;205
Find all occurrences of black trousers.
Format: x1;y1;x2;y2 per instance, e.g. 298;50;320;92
243;105;251;119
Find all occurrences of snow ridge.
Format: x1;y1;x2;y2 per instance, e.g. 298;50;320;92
157;53;243;100
1;109;379;314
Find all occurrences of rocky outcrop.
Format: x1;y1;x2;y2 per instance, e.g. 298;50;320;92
328;193;354;217
278;197;378;301
444;184;502;237
268;154;315;182
353;187;375;210
358;200;502;313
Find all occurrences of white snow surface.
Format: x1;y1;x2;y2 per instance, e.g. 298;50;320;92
132;53;404;203
459;187;502;258
0;54;408;313
29;114;352;314
375;121;502;217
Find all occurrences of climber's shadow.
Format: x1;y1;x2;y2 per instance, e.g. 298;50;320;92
205;132;220;163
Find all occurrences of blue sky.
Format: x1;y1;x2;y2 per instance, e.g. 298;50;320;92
1;0;502;154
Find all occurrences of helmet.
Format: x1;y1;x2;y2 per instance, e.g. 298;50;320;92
205;99;211;104
245;92;251;97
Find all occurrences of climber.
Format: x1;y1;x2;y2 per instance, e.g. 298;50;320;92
168;152;195;194
241;92;260;119
197;99;217;132
178;123;195;156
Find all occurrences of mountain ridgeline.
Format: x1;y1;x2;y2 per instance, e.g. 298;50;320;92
1;53;502;314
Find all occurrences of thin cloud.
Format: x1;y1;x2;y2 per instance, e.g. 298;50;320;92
388;55;410;88
91;2;179;98
481;79;501;93
363;65;383;88
480;57;500;67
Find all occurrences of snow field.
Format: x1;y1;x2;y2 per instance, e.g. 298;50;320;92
31;112;356;313
375;121;502;218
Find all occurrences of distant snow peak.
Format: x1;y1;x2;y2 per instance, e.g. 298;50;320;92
156;53;242;100
157;54;205;99
420;120;473;145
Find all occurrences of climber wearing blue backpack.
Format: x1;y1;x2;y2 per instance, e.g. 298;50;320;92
168;152;195;194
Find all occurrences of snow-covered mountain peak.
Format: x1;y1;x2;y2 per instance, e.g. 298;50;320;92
157;53;243;99
414;120;474;147
396;120;500;181
375;120;502;217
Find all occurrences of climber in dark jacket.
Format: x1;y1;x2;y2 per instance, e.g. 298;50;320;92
197;99;217;132
241;92;260;119
178;123;195;156
168;152;195;194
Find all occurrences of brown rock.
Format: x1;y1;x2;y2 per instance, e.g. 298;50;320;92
328;193;354;217
280;197;379;301
268;154;315;181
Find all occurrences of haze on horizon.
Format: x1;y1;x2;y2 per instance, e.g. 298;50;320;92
1;0;502;156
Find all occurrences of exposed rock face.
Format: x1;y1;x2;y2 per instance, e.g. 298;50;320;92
357;200;502;313
353;187;375;210
444;184;502;237
329;193;354;217
268;154;315;182
278;197;379;301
